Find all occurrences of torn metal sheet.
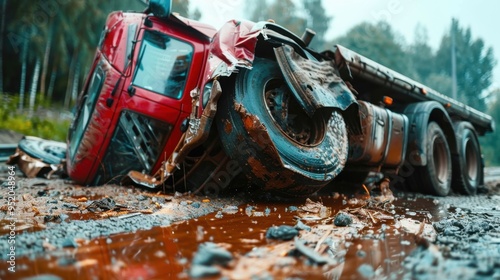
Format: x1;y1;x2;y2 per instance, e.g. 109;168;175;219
7;149;64;179
274;45;357;117
124;80;223;188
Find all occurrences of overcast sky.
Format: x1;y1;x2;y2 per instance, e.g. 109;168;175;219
190;0;500;92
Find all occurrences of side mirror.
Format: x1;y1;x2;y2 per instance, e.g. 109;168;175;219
148;0;171;18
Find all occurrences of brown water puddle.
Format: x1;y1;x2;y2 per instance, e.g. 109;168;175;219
0;195;449;279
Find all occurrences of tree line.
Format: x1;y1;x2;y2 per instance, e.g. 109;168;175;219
0;0;197;112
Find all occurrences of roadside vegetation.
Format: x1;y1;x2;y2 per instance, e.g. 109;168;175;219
0;94;70;141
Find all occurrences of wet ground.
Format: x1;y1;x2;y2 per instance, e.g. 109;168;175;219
1;173;499;279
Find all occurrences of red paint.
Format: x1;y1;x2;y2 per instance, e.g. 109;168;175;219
67;9;272;186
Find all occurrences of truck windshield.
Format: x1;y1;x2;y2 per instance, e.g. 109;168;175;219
132;30;193;99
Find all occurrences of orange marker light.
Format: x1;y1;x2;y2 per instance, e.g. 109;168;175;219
421;88;428;95
382;96;393;106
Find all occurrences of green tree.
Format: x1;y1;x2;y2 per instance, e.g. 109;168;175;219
302;0;331;50
435;18;496;111
408;24;435;83
250;0;306;36
1;0;196;107
333;22;415;77
480;88;500;166
424;73;453;96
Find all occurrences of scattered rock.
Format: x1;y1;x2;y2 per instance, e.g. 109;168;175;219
264;207;271;216
215;211;223;219
294;238;330;265
358;263;375;278
189;264;221;278
37;190;47;197
266;225;298;240
50;190;61;197
57;257;77;266
333;212;352;227
294;220;311;232
61;238;78;248
245;205;253;216
222;205;238;214
44;215;62;223
192;242;233;266
191;202;201;208
62;203;78;209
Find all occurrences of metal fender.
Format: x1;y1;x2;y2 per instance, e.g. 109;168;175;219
202;20;317;80
404;101;457;166
274;45;358;117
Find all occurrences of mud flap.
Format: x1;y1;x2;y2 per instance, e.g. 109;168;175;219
274;45;358;117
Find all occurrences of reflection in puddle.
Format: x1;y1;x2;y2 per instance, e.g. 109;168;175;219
0;195;450;279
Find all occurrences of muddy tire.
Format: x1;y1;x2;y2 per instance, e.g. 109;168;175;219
18;136;67;165
216;58;348;196
452;122;482;195
408;122;452;196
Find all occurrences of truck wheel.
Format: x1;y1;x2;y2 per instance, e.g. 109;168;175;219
408;122;452;196
452;122;482;195
18;136;67;164
216;58;348;196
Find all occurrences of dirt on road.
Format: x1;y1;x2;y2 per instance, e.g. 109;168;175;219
0;171;499;279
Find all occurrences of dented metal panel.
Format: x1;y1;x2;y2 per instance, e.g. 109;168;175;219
347;101;408;169
274;45;357;117
125;80;223;188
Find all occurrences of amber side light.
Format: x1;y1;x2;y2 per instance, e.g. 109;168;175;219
382;96;393;106
421;88;428;95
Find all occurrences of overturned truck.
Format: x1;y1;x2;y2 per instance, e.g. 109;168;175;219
20;1;495;197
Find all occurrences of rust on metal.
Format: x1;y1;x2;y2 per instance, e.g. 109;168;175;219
234;104;302;191
7;149;64;179
223;119;233;134
125;80;223;188
274;45;357;117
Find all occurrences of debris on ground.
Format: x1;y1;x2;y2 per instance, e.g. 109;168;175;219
333;212;353;226
266;225;299;240
1;170;500;279
190;242;233;278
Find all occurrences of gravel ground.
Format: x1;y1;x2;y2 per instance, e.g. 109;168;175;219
0;178;243;260
402;181;500;279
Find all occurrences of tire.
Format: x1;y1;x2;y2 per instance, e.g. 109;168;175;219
407;122;452;196
18;136;67;164
216;58;348;196
452;122;482;195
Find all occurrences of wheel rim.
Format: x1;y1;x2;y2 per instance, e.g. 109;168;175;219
263;78;325;146
433;135;449;184
465;138;479;182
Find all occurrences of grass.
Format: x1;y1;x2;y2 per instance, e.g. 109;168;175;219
0;94;72;142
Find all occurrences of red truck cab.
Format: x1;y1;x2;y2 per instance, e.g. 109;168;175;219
67;11;216;185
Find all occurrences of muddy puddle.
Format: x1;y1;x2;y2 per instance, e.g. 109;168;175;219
0;193;451;279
